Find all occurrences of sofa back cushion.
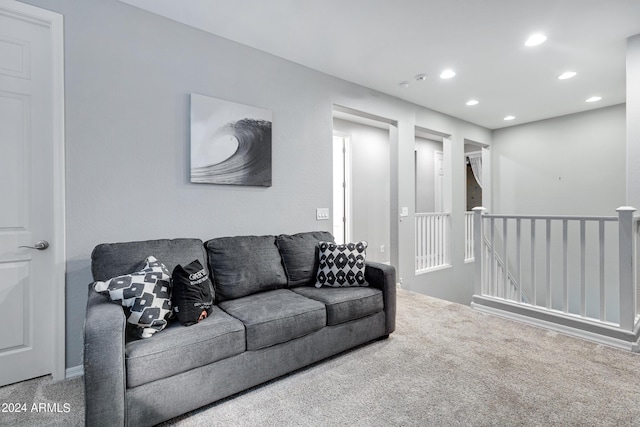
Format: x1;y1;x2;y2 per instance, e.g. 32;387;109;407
91;238;207;282
276;231;334;287
205;235;287;301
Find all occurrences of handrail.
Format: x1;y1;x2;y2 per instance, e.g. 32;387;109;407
483;213;618;221
416;212;450;217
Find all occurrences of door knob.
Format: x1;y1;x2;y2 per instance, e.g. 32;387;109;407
19;240;50;250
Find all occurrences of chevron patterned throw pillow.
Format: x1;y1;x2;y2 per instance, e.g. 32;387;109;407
315;241;368;288
94;256;173;338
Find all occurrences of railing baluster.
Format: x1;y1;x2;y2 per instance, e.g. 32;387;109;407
427;215;432;269
415;216;419;271
517;218;522;302
599;220;605;322
546;219;552;309
433;214;437;268
438;214;442;266
490;218;496;297
465;212;474;261
419;215;424;270
443;214;448;265
431;215;435;269
503;218;509;300
636;220;640;326
563;219;569;313
418;216;422;271
580;219;586;317
436;214;439;267
419;216;424;270
531;219;537;306
435;214;440;267
473;207;485;296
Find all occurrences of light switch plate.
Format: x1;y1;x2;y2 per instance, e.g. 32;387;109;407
316;208;330;220
400;207;409;217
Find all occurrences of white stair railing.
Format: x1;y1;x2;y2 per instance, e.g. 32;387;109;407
472;207;640;351
415;212;450;273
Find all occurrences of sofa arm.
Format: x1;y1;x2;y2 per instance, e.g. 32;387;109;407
84;284;127;427
365;261;396;335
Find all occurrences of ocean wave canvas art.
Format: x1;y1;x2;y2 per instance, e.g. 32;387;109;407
190;93;272;186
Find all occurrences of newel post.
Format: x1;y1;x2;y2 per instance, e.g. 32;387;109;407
473;207;487;296
617;206;636;331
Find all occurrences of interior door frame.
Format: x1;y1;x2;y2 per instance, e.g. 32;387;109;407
434;150;444;212
1;0;66;381
332;131;352;244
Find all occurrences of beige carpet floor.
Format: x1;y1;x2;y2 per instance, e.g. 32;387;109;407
3;289;640;426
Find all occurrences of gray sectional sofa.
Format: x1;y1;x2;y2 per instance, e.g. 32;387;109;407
84;231;396;426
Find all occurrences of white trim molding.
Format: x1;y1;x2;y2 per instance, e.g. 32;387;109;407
66;365;84;380
472;296;640;352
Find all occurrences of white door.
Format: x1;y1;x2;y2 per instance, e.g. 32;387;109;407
0;1;64;386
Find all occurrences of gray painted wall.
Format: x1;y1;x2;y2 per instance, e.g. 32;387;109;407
491;104;626;320
19;0;492;369
492;104;626;216
332;118;390;264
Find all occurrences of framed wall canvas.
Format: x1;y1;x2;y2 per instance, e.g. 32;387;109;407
190;93;272;187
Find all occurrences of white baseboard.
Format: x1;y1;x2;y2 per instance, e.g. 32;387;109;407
66;365;84;379
471;300;640;353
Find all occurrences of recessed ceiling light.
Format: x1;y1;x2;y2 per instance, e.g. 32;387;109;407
466;99;479;106
399;81;410;88
558;71;577;80
586;96;602;103
440;69;456;79
415;74;428;81
525;33;547;47
504;115;516;121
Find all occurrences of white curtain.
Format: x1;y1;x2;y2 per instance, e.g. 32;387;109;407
467;153;482;188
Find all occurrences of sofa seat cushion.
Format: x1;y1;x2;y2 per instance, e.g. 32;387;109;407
125;306;245;388
292;286;383;326
219;289;326;351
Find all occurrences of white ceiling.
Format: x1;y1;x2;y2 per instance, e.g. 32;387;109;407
119;0;640;130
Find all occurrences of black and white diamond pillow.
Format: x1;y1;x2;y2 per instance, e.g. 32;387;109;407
315;241;368;288
94;256;173;338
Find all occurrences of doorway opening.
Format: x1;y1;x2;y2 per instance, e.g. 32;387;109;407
332;106;392;265
414;127;451;272
465;151;483;211
464;141;489;262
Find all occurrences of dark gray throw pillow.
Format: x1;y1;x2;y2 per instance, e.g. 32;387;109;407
171;260;214;326
205;235;287;301
276;231;334;287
